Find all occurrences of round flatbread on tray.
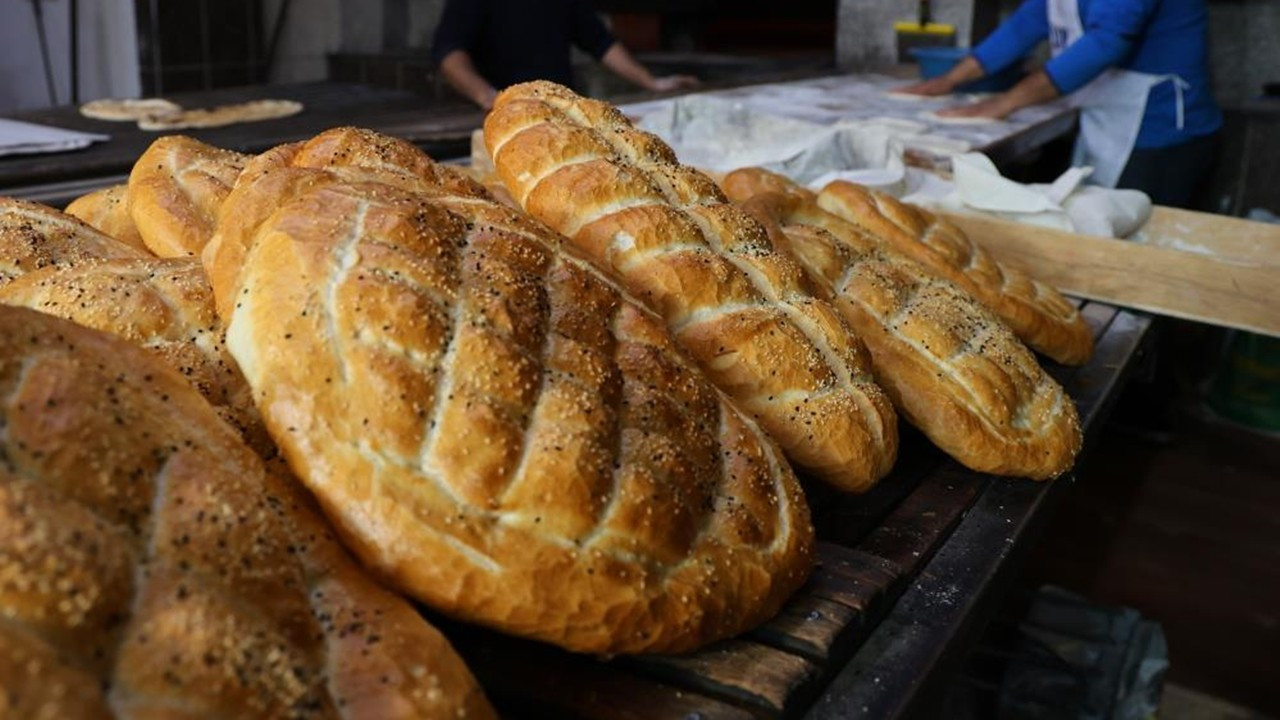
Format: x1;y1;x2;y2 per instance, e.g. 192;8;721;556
137;99;304;131
80;97;183;122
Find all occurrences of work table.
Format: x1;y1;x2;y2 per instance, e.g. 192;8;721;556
0;71;1077;206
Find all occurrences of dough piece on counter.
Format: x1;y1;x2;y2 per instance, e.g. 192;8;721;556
63;183;150;253
137;99;304;131
0;305;495;719
79;97;182;122
0;197;148;286
0;257;272;456
723;168;1081;480
204;127;815;655
818;180;1093;365
128;135;248;257
918;109;1002;125
485;80;899;493
883;90;934;102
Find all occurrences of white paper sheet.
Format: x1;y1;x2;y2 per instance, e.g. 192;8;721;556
0;118;109;158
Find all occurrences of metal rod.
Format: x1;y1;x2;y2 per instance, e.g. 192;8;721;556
148;0;163;95
265;0;293;82
199;0;212;90
28;0;59;105
69;0;79;103
246;0;258;83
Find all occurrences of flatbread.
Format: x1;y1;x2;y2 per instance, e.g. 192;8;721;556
883;90;934;102
80;97;182;122
137;99;304;131
919;109;1001;125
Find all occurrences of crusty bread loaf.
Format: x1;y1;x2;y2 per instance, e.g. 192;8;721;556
0;197;148;286
63;184;150;253
129;135;248;257
0;257;272;456
816;180;1093;365
0;305;494;719
204;127;814;654
484;81;897;492
723;169;1081;480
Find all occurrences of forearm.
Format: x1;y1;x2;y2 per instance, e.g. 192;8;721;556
439;50;498;109
993;70;1061;115
941;56;987;89
937;68;1060;119
600;43;658;91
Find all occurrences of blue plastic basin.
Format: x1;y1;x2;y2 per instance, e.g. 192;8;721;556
910;46;1023;93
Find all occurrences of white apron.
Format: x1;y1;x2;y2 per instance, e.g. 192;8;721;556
1048;0;1188;187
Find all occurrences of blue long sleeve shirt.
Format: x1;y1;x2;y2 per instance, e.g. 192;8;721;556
972;0;1221;149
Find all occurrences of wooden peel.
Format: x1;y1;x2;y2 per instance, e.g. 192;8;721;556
941;209;1280;338
1136;206;1280;269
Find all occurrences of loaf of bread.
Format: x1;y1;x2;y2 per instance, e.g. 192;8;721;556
63;184;150;253
723;168;1081;480
484;81;897;492
0;305;494;719
0;197;148;286
0;257;272;456
129;135;248;257
816;181;1093;365
204;127;814;654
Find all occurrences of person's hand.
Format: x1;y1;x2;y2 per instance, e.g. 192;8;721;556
895;76;957;97
937;94;1013;119
651;75;700;92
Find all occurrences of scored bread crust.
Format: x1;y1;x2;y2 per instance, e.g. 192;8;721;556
129;135;248;257
0;198;148;286
722;169;1081;480
204;127;814;655
0;306;494;719
484;80;897;493
63;184;151;253
816;181;1093;365
0;257;272;456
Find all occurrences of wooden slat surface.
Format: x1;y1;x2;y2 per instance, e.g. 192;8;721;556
806;303;1151;720
435;300;1149;720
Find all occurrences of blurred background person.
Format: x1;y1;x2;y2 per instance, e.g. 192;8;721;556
432;0;699;109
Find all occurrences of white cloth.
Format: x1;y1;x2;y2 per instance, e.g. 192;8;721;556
1048;0;1186;188
900;152;1151;238
0;118;107;157
633;94;971;184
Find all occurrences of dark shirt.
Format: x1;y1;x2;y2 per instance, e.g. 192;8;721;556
431;0;617;90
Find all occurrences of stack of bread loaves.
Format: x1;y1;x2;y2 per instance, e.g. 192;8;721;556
484;81;1085;481
0;123;820;712
0;80;1092;713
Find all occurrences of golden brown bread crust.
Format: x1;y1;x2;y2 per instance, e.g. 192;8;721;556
0;198;147;286
0;257;272;456
484;80;897;493
815;180;1093;365
723;169;1081;480
0;305;494;719
128;135;248;257
63;184;151;253
204;127;814;654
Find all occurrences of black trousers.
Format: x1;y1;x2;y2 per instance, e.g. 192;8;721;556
1114;131;1220;210
1110;130;1223;438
